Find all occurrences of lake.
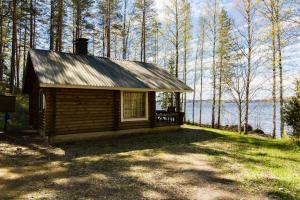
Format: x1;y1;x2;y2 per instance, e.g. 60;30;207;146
158;100;282;137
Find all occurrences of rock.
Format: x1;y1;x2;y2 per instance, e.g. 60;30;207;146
253;128;265;134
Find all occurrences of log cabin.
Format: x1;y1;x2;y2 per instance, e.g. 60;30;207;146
23;38;192;144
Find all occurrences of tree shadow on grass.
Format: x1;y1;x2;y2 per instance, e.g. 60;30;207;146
0;127;245;199
1;127;298;199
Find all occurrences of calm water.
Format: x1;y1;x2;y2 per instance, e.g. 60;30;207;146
158;100;282;137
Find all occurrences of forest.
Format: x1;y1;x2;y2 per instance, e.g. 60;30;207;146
0;0;299;137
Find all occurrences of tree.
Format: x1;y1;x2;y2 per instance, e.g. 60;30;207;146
164;0;186;78
182;0;191;120
236;0;256;134
134;0;156;62
206;0;219;128
284;80;300;137
49;0;55;50
217;9;233;128
192;28;200;124
99;0;121;58
223;43;246;134
271;1;277;138
275;0;284;138
10;0;17;93
198;18;206;125
56;0;63;52
73;0;94;40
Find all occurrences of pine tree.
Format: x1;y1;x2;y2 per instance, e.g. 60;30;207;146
134;0;156;62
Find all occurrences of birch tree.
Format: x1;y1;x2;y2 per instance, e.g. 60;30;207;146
217;9;233;128
182;0;191;119
198;18;206;125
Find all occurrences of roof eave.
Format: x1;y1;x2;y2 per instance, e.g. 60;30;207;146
39;83;193;93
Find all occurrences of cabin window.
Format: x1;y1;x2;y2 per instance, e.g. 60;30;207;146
39;91;46;112
121;91;148;121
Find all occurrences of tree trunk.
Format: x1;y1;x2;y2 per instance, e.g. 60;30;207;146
50;0;55;50
76;0;81;39
217;56;222;128
0;0;3;84
33;0;36;48
199;24;205;126
142;0;146;62
192;38;200;124
56;0;63;52
102;20;106;57
275;0;284;138
16;26;21;89
122;0;127;59
10;0;17;93
211;0;217;128
238;100;242;134
271;0;277;138
175;0;179;78
29;0;34;48
106;0;111;58
23;19;27;73
244;0;252;135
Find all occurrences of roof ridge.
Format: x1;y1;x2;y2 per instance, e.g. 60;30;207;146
31;48;153;64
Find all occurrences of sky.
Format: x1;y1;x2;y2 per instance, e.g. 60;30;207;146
154;0;300;100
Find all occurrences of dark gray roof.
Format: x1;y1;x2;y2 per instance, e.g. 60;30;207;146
28;49;192;92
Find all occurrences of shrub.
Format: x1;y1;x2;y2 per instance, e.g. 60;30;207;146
284;80;300;137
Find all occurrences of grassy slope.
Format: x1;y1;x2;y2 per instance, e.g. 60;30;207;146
192;126;300;200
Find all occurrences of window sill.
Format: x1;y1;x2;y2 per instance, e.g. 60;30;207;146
121;117;149;122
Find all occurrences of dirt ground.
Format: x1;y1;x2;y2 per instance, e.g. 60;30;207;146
0;127;290;200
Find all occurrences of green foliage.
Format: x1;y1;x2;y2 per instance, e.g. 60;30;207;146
0;95;29;131
284;80;300;137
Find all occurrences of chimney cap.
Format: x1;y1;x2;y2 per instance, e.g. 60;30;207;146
75;38;88;43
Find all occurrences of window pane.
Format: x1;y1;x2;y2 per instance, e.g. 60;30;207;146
123;92;146;119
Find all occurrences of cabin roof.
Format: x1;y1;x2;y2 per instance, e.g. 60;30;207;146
27;49;192;92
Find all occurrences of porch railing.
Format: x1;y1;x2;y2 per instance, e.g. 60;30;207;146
155;110;184;126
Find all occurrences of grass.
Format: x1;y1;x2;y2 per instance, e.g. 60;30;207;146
0;125;299;199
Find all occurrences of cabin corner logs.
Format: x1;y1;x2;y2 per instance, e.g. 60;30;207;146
30;88;182;142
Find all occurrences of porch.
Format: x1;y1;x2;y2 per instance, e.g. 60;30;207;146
154;92;184;127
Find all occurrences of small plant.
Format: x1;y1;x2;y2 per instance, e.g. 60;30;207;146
284;80;300;137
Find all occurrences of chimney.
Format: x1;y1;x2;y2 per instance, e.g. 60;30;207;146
75;38;88;55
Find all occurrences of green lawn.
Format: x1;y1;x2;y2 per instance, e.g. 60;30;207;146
0;125;299;199
195;126;300;200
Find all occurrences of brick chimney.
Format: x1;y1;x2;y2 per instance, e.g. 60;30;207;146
75;38;88;55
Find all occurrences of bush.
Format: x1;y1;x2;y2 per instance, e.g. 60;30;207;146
284;80;300;137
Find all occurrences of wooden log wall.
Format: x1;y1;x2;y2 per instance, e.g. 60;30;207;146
53;89;115;135
40;88;158;136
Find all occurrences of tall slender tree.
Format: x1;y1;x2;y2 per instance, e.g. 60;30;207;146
270;0;277;138
49;0;55;50
217;9;233;128
134;0;155;62
199;18;206;125
244;0;254;134
275;0;284;138
182;0;191;120
10;0;17;93
210;0;218;128
56;0;63;52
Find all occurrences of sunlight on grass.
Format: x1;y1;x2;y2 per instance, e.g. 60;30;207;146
184;125;300;200
1;125;299;199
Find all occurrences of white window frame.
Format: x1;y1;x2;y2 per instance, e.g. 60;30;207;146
39;91;46;112
121;91;148;122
